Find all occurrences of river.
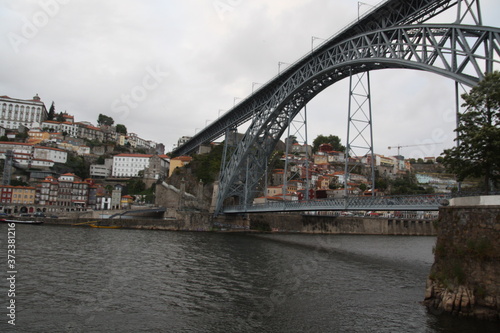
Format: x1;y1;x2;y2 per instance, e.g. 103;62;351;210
1;223;499;332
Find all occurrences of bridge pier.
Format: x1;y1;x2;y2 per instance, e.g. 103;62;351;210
423;197;500;320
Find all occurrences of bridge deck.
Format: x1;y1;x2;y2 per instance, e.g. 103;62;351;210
223;194;451;214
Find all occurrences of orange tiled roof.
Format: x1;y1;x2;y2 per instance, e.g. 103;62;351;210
115;153;153;158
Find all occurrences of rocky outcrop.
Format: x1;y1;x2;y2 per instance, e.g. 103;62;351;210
423;198;500;320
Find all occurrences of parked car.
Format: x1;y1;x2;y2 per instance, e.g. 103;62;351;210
33;212;46;217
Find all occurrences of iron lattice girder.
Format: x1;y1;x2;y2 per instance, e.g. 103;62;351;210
215;23;500;214
173;0;465;158
222;194;451;214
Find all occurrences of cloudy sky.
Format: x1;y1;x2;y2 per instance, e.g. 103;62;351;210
0;0;498;158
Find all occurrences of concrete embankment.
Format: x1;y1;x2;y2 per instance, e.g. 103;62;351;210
39;212;436;235
423;197;500;320
248;213;436;235
41;212;213;231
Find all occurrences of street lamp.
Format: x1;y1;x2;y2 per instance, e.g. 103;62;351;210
205;119;212;126
358;1;375;20
218;109;225;118
233;97;242;106
252;82;261;93
311;36;325;51
278;62;289;74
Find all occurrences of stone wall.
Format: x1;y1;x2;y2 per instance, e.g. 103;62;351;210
247;213;436;235
44;215;212;231
423;202;500;320
154;181;208;218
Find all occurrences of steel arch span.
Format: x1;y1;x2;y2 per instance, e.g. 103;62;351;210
214;23;500;215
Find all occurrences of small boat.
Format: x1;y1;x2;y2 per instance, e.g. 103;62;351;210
89;223;121;229
0;219;43;225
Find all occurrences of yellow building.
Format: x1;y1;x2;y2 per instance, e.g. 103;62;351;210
120;195;134;209
27;129;50;144
11;186;36;205
168;156;192;176
118;134;127;146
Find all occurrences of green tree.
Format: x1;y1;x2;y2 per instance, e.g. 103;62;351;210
48;101;55;120
96;155;106;164
192;144;224;184
312;134;345;153
116;124;127;135
97;114;114;126
388;172;434;195
56;112;65;122
15;132;28;141
442;71;500;191
63;153;89;179
11;179;28;186
127;178;146;194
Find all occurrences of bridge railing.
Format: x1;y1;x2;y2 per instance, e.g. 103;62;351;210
222;194;452;214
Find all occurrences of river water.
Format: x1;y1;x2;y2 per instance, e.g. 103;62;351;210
1;223;499;332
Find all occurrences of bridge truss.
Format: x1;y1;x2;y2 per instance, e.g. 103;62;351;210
223;193;452;214
172;0;500;215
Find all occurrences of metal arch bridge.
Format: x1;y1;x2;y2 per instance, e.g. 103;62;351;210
173;0;500;215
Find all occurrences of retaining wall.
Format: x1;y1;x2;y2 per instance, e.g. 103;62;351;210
423;203;500;320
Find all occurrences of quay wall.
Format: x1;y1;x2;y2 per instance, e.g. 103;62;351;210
41;212;213;231
38;212;436;235
423;202;500;320
247;213;436;235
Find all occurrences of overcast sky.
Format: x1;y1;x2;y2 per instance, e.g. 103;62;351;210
1;0;498;158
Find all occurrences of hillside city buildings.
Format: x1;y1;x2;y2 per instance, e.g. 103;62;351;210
0;94;172;215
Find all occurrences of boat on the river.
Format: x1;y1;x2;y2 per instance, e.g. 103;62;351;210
0;218;43;225
89;223;121;229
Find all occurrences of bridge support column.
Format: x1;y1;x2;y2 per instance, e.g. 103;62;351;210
344;69;375;198
284;104;310;201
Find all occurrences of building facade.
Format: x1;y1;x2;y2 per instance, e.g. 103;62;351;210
112;153;153;177
0;94;48;130
33;146;68;164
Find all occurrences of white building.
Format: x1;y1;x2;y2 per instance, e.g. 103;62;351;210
0;142;33;166
41;120;79;138
127;133;150;149
0;94;48;130
33;146;68;164
90;159;113;178
30;159;55;168
112;153;153;177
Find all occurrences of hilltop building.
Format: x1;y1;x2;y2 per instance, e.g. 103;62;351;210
0;94;48;131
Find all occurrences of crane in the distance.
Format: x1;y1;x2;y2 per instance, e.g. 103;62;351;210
387;143;443;156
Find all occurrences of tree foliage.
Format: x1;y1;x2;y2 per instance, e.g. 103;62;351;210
127;178;146;194
56;153;89;179
116;124;127;135
56;112;65;122
97;114;114;126
389;173;434;195
442;71;500;191
312;134;345;153
48;101;55;121
192;144;224;184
